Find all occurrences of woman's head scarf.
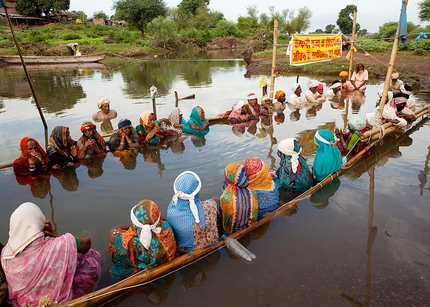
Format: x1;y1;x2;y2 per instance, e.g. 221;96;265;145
48;126;71;155
16;137;49;167
313;129;343;182
2;202;46;259
348;114;366;132
79;121;106;151
278;138;301;173
167;107;183;133
242;157;279;209
130;200;162;250
220;163;258;234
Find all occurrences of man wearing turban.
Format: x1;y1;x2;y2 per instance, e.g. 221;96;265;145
339;71;353;92
287;83;306;109
274;90;287;113
388;72;404;94
92;97;118;122
304;80;325;103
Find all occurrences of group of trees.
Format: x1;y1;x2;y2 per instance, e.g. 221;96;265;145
10;0;430;49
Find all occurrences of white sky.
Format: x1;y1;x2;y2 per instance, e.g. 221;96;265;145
69;0;424;33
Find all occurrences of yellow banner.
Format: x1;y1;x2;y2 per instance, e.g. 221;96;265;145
289;34;342;66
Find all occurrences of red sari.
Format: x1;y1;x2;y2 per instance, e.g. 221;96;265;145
13;137;50;176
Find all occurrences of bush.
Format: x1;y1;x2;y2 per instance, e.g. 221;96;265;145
414;48;427;55
417;40;430;51
146;17;178;46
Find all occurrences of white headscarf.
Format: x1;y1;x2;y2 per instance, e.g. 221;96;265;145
307;79;319;88
97;97;110;109
171;171;202;223
278;138;301;173
314;130;334;145
290;83;300;93
2;202;46;260
130;205;161;250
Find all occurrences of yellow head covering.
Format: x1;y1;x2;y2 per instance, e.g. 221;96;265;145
275;90;285;100
339;71;348;77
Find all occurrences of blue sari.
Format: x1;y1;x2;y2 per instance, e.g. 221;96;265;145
183;106;209;136
313;130;343;182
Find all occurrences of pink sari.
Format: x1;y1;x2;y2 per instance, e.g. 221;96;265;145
1;233;101;307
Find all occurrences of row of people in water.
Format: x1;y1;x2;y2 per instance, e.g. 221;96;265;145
12;106;210;176
2;130;343;306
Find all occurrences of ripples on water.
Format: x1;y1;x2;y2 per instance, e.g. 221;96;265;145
0;60;429;306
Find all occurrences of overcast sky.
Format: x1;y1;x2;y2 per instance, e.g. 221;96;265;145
69;0;424;33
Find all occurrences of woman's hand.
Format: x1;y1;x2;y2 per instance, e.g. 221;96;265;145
70;145;78;157
43;220;57;237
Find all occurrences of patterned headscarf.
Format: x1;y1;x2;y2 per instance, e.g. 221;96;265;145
167;107;183;133
79;121;106;151
48;126;70;155
243;158;279;209
220;163;258;234
313;129;343;182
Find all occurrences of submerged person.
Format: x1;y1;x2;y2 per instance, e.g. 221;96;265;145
335;114;369;155
167;171;220;253
46;126;78;168
77;121;106;159
228;100;249;124
313;129;343;182
13;137;50;176
339;71;354;93
288;83;306;110
92;97;118;122
183;106;210;136
351;62;368;92
243;93;261;118
260;95;273;116
274;90;287;113
388;72;404;94
220;163;259;235
109;118;139;152
1;202;101;307
165;107;186;133
276;138;313;192
136;111;165;146
109;199;177;280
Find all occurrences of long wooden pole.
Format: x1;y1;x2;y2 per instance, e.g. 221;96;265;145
348;10;357;80
376;0;408;124
3;2;48;134
269;20;278;100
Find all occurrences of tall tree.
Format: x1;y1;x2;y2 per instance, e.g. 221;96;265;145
16;0;70;18
178;0;210;16
418;0;430;22
114;0;167;35
336;5;360;35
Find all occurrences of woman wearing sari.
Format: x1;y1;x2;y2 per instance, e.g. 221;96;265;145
276;138;313;192
313;129;343;182
108;118;139;152
167;171;220;253
13;137;50;176
109;200;177;281
164;107;186;133
136;111;167;146
46;126;78;168
77;121;106;159
335;114;369;155
1;202;101;307
220;163;259;235
182;106;210;136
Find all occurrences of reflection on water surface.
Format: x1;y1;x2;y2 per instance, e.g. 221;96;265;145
0;60;429;306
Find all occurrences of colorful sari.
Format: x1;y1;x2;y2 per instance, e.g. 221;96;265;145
1;202;101;306
220;163;259;235
276;138;313;192
243;157;279;209
136;111;162;146
13;137;50;176
166;107;186;133
182;106;210;136
110;200;176;280
77;121;106;157
313;130;343;182
167;171;220;253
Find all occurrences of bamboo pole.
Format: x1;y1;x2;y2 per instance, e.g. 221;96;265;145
3;2;48;134
269;20;278;100
348;11;357;80
376;0;408;122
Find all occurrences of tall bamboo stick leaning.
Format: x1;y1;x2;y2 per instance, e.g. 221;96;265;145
269;19;278;100
348;10;357;79
2;2;48;136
